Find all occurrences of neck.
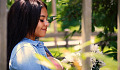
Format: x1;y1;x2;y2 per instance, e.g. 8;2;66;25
26;33;35;41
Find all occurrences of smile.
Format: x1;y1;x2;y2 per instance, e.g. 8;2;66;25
41;29;47;31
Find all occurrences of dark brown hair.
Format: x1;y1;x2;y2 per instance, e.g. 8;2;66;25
7;0;47;69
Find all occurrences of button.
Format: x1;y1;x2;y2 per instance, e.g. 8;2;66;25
39;43;41;45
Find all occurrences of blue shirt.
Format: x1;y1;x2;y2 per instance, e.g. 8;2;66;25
9;38;53;70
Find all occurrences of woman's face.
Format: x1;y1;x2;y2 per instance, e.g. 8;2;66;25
34;7;49;37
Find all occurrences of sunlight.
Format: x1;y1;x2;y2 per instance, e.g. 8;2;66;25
16;43;35;64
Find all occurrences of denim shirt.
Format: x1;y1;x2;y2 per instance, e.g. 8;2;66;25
9;38;53;70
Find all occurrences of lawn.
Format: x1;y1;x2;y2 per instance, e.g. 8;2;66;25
48;46;77;58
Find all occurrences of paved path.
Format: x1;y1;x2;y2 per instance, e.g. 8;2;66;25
44;40;82;48
44;36;95;48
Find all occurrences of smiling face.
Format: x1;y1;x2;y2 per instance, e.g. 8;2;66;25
26;7;49;40
35;7;49;37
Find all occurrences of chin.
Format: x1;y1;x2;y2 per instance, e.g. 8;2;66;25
36;33;46;37
39;34;46;37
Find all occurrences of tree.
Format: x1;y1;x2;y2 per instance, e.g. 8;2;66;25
58;0;118;60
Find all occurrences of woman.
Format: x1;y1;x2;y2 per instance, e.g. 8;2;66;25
7;0;62;70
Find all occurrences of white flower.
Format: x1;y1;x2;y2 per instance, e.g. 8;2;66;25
62;44;105;69
90;44;103;54
46;0;51;2
90;44;105;68
61;51;82;66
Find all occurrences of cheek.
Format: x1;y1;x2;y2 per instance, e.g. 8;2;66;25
36;23;42;31
34;23;44;36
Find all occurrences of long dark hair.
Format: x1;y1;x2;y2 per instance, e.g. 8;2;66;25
7;0;47;69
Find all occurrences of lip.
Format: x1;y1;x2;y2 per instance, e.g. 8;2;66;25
41;29;47;31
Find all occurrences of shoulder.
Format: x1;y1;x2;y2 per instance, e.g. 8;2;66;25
9;41;38;69
10;41;37;59
9;41;51;70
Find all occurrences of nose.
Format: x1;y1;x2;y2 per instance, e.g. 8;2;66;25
45;20;49;27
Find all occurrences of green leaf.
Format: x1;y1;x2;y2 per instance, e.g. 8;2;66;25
65;30;77;39
74;37;102;51
35;53;56;69
109;41;117;48
82;52;118;70
61;62;71;69
104;49;117;54
47;16;56;23
92;23;95;32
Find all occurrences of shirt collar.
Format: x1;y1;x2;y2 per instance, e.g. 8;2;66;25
21;38;44;46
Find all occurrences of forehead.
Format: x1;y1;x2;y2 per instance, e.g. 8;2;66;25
40;7;48;17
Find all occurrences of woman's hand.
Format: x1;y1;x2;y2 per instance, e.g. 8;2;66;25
47;56;63;70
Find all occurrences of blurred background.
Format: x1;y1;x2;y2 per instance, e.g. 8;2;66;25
1;0;118;70
7;0;118;61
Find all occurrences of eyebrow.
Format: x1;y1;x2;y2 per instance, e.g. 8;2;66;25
40;15;48;18
40;15;45;17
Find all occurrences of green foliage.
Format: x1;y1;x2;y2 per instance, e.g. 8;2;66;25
47;16;56;23
50;51;63;58
92;0;118;61
35;38;118;70
97;32;117;60
65;30;77;39
35;53;56;69
83;52;118;70
79;38;118;70
7;0;15;8
104;46;117;60
92;0;117;28
35;53;71;70
49;47;77;58
58;0;118;31
59;0;118;61
42;0;52;16
58;0;82;30
7;0;118;63
74;37;102;51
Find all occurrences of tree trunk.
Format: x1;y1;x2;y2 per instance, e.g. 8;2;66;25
0;0;7;70
117;0;120;70
81;0;92;70
52;0;57;47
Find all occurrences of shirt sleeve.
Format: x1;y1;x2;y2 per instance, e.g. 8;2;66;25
9;45;51;70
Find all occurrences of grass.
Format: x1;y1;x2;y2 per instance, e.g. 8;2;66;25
48;44;117;70
48;45;112;58
48;46;77;58
39;36;81;42
39;37;64;42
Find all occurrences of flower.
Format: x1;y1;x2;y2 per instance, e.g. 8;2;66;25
62;44;105;70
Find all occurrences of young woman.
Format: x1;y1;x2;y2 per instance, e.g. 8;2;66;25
7;0;63;70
